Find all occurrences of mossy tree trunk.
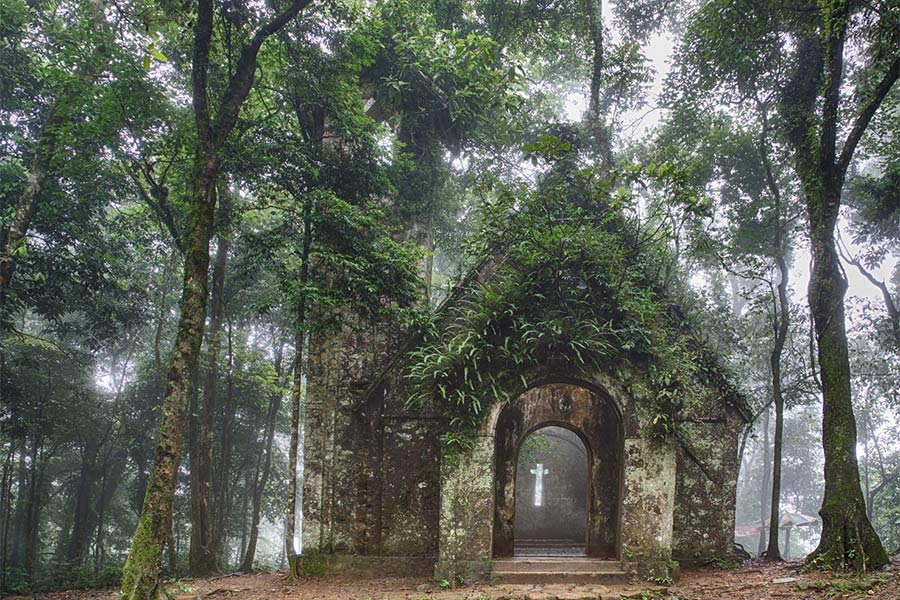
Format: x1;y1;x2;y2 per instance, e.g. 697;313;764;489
118;151;218;599
119;2;314;598
189;190;231;577
584;0;612;180
213;320;237;559
757;407;770;557
782;10;897;571
805;184;888;570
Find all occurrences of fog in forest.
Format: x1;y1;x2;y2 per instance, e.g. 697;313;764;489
1;0;897;595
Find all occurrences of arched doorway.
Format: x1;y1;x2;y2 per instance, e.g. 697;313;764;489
493;382;622;558
513;426;589;556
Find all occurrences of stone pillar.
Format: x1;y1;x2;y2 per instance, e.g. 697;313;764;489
435;436;494;581
621;438;676;577
301;328;358;554
301;315;400;557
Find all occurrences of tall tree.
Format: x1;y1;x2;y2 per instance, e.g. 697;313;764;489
119;1;314;597
0;0;112;311
670;0;897;569
240;339;283;572
188;188;232;576
783;3;895;570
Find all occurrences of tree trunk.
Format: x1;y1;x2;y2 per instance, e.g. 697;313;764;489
764;130;789;561
862;395;870;521
238;474;250;563
0;439;17;580
765;332;785;560
166;523;177;576
780;6;897;568
0;156;46;307
806;189;887;570
189;192;231;577
67;442;101;564
0;0;110;312
788;12;895;570
119;1;313;594
585;0;611;180
240;344;283;572
93;453;125;567
757;407;770;557
286;193;313;579
213;318;236;560
23;437;47;577
8;446;27;568
118;151;218;600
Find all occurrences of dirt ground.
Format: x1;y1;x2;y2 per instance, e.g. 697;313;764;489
9;556;900;600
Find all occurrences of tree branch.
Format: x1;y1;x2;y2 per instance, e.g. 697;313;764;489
818;8;847;180
211;0;315;149
128;170;185;254
837;235;900;346
192;0;214;140
836;57;900;180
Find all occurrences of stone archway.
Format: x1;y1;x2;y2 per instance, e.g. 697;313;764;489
493;383;622;559
513;425;590;555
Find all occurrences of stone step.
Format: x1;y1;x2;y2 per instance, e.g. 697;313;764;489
494;558;623;573
492;558;629;585
491;569;630;585
514;546;586;557
515;539;582;547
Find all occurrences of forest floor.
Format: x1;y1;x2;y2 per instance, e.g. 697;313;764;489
9;555;900;600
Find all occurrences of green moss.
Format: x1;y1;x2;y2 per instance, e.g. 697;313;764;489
795;576;887;597
293;550;328;577
119;512;166;600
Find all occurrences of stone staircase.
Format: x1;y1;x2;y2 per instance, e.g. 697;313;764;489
513;538;586;557
491;557;629;585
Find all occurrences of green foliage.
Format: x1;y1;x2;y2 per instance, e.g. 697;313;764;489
1;562;124;596
712;556;743;569
366;0;524;151
294;551;328;578
405;140;729;447
517;430;559;466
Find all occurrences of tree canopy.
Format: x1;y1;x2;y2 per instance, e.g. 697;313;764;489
1;0;898;594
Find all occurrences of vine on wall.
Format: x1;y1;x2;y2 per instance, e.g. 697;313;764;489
405;138;740;450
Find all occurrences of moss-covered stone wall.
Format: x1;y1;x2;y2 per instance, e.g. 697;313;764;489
301;312;747;581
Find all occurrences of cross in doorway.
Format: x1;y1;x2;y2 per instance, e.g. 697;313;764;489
531;463;549;507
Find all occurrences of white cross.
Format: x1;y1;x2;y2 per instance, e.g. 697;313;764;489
531;463;549;507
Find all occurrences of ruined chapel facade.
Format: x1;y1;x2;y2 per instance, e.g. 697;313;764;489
300;273;750;579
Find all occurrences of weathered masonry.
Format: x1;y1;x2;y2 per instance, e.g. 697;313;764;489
301;263;750;580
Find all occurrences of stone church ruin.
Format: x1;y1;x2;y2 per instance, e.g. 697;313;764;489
300;256;751;581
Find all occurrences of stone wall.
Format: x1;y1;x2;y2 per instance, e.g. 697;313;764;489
302;311;445;561
620;438;676;576
435;437;495;581
671;416;743;562
301;302;747;579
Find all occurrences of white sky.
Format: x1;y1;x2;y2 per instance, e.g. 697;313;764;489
586;5;899;315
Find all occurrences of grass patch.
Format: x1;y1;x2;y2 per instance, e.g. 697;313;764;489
795;576;888;598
